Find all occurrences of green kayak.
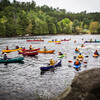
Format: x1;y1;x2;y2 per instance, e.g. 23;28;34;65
58;55;65;58
0;57;24;63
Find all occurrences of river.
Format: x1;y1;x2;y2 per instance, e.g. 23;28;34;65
0;35;100;100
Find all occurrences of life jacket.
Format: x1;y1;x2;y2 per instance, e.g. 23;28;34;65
4;55;7;60
75;49;79;51
29;47;33;50
75;61;79;65
50;59;54;65
43;48;46;52
78;55;83;58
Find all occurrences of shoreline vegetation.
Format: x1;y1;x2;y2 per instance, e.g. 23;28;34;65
0;0;100;37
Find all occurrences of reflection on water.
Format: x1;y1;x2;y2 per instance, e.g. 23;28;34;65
0;35;100;100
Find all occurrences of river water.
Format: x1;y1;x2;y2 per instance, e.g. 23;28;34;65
0;35;100;100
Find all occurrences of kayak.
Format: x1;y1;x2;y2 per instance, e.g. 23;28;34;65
40;60;62;71
81;46;85;47
2;48;22;53
0;57;24;63
73;63;81;68
48;41;61;43
38;50;55;53
23;51;38;56
61;39;71;41
85;41;100;43
75;51;79;53
18;48;40;54
58;55;65;58
27;40;44;42
93;54;99;57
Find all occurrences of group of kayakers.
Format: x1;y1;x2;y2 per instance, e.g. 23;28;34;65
2;44;99;66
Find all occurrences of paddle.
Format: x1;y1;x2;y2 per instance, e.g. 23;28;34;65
68;61;72;63
83;62;87;64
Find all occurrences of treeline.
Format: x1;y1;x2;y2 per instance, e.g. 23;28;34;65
0;0;100;37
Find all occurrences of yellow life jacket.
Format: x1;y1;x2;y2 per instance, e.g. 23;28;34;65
78;55;83;58
50;59;54;65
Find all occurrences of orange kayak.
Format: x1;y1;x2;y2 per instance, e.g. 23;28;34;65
38;50;55;53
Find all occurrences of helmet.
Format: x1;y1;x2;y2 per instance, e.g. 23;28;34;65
50;57;53;59
4;53;6;55
79;53;81;55
77;58;79;60
30;45;32;46
96;50;97;51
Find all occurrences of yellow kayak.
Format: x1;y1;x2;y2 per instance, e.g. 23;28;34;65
48;41;61;43
38;50;55;53
93;54;99;57
2;48;22;53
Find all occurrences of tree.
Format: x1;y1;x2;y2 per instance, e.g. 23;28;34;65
89;22;98;33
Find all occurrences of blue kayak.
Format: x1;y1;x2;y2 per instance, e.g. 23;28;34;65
73;62;81;68
40;60;62;71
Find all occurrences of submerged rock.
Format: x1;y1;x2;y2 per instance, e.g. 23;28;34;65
55;68;100;100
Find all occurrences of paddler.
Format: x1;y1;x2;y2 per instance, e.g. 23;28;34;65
50;57;54;65
75;47;79;51
94;50;99;56
6;46;9;50
75;58;80;65
43;46;46;52
29;45;33;50
78;53;84;59
81;44;84;47
58;51;63;55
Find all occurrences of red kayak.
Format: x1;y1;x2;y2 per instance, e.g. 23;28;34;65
18;48;40;54
55;42;61;44
23;51;38;56
61;39;71;41
27;40;44;42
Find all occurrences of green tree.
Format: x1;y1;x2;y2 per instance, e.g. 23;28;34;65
89;21;98;33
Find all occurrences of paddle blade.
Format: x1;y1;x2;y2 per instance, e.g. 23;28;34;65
65;53;67;55
85;56;88;58
68;61;72;63
84;62;87;64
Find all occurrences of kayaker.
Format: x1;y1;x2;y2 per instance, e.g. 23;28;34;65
29;45;33;50
4;53;8;60
58;51;63;55
81;44;84;47
78;53;84;59
43;46;46;52
22;47;25;51
6;46;9;50
75;47;79;51
75;58;80;65
74;40;76;43
94;50;99;55
90;39;92;42
50;57;54;65
52;39;54;41
16;45;19;49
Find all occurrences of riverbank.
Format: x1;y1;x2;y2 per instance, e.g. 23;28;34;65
54;68;100;100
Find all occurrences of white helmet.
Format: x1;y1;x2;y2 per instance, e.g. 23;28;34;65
50;57;53;59
4;53;7;55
